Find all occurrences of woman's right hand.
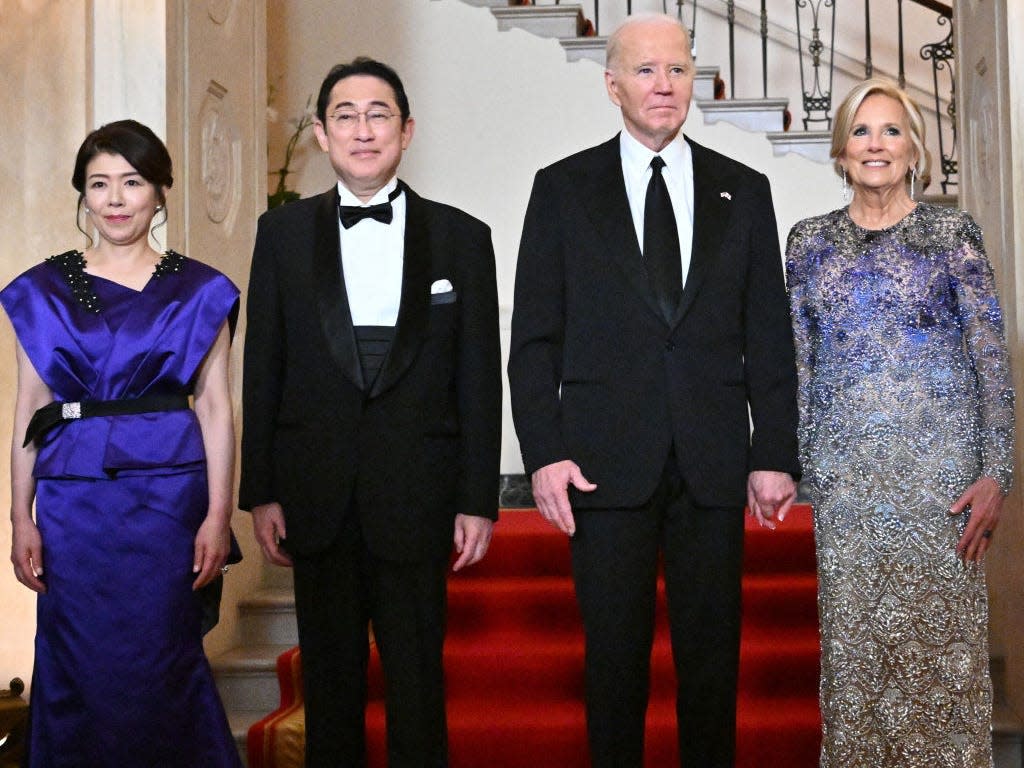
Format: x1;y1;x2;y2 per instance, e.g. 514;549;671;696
11;516;46;592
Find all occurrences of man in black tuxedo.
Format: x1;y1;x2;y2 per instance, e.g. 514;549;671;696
508;15;799;767
239;58;501;768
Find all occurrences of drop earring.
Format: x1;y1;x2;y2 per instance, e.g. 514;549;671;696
841;166;850;204
909;168;916;200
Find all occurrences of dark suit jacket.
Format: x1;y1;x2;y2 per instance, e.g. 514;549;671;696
508;135;799;510
239;182;501;560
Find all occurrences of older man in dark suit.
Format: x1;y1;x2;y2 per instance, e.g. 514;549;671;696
508;14;800;767
239;58;501;768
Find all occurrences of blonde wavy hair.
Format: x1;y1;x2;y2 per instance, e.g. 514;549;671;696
830;77;932;192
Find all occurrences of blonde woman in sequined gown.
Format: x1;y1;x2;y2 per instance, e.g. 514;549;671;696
785;78;1014;768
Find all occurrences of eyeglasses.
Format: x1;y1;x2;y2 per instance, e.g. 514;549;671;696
326;109;398;131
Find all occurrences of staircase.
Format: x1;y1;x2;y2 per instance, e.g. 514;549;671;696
227;505;822;767
457;0;833;163
213;501;1022;768
212;564;297;764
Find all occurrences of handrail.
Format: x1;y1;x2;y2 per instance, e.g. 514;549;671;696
523;0;957;191
908;0;952;20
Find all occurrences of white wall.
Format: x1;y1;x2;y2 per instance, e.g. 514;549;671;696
267;0;845;473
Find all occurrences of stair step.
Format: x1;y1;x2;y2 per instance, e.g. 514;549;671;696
737;628;821;698
561;36;605;65
766;129;832;164
696;96;789;133
226;709;261;765
492;4;585;40
560;37;719;100
447;575;583;633
742;573;819;625
743;526;817;574
693;65;721;101
469;505;815;580
239;587;298;646
461;512;572;578
358;695;820;768
457;0;513;7
212;643;295;714
448;571;819;635
361;623;819;703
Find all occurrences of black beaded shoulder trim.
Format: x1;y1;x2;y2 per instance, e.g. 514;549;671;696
46;250;186;314
47;250;99;313
154;250;186;278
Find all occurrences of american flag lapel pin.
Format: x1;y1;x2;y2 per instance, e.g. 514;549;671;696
720;191;732;200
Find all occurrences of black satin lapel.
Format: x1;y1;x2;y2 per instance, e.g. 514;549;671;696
582;138;664;322
314;188;364;390
370;182;429;398
674;141;732;326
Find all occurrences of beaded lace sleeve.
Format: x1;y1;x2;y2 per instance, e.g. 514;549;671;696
948;211;1015;494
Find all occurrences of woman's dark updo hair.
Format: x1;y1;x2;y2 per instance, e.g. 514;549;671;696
72;119;173;207
71;120;173;242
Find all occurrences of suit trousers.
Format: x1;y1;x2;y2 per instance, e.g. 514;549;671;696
291;509;449;768
570;450;745;768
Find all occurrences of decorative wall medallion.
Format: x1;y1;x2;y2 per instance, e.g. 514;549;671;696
198;81;241;229
207;0;234;25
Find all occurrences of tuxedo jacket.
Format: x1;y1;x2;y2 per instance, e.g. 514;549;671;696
508;135;799;510
239;182;501;560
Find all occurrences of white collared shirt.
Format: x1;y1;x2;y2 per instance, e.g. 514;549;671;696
336;177;405;327
619;130;694;285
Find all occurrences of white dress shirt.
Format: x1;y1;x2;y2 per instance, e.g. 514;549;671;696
336;177;405;327
619;130;694;286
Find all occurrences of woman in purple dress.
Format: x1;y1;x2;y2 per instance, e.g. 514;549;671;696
1;120;242;766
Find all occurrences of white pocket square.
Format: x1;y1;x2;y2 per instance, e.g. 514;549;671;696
720;191;732;200
430;279;454;294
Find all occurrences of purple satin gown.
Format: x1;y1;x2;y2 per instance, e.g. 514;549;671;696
0;251;243;768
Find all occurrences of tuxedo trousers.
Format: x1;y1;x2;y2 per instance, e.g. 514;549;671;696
291;508;449;768
569;450;745;768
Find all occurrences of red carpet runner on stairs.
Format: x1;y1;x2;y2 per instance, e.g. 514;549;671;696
250;504;821;767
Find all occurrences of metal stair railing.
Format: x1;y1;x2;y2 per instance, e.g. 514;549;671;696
522;0;956;192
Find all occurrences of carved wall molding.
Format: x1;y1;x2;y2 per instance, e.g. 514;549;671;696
198;80;241;230
207;0;234;25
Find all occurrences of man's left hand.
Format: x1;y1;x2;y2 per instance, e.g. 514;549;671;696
453;514;494;571
747;470;797;530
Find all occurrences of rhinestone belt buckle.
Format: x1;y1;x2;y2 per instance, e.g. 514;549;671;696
61;402;82;420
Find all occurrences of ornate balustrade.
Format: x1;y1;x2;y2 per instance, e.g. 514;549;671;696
521;0;956;192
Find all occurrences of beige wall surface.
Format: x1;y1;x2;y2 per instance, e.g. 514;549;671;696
0;1;89;693
165;0;266;661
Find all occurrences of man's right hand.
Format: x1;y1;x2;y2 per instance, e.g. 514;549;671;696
531;460;596;537
252;502;293;567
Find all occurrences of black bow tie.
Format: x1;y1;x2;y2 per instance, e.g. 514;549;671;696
339;187;402;229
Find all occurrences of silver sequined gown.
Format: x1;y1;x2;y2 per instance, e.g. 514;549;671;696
785;203;1014;768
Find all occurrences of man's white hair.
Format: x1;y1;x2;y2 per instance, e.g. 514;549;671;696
605;13;692;72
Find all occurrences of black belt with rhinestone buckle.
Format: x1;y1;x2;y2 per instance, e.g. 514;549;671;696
23;394;190;447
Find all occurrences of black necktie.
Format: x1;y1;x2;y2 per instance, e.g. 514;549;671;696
339;187;402;229
643;156;682;323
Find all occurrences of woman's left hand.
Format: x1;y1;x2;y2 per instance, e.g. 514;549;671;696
950;476;1003;564
192;514;232;590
